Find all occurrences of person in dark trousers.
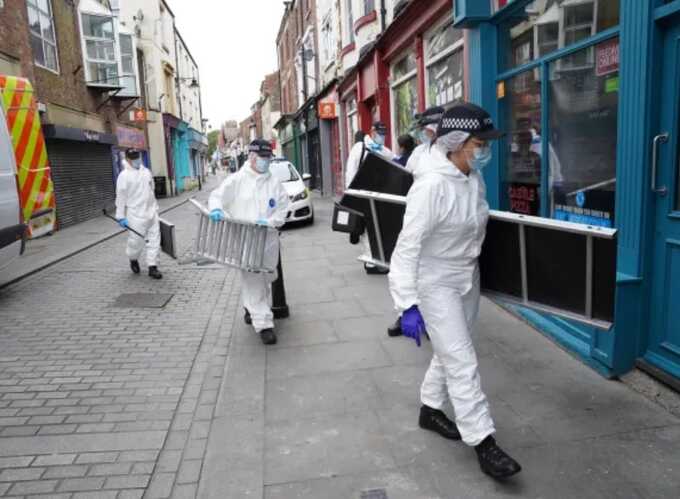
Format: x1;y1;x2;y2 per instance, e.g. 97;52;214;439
395;134;416;167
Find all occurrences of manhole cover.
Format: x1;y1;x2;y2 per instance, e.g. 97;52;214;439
114;293;173;308
360;489;388;499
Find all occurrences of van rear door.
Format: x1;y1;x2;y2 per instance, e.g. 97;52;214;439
0;103;24;261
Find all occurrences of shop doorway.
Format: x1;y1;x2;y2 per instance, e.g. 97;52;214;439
643;22;680;383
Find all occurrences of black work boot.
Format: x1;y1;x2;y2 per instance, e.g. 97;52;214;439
260;328;277;345
387;317;403;337
148;266;163;280
364;263;389;275
244;308;252;325
130;260;140;274
419;405;461;440
475;436;522;479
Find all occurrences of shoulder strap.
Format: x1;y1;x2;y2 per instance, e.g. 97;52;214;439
359;143;367;166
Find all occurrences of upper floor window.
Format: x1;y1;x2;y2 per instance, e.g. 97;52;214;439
80;13;119;87
503;0;620;70
364;0;375;16
321;14;335;67
118;33;138;96
27;0;59;73
346;0;355;43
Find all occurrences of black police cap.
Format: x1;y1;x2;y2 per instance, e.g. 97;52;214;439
248;139;274;157
436;102;504;140
415;106;445;127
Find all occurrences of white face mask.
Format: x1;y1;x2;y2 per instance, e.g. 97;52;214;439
254;157;271;174
130;158;143;169
468;146;492;170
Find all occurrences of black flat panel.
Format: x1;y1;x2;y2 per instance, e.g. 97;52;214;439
593;237;617;322
480;219;522;298
338;152;413;262
526;226;586;314
348;152;413;195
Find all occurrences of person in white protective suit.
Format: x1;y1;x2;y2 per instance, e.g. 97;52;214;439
388;103;522;479
344;121;395;189
404;106;445;174
388;106;446;338
345;121;395;275
208;139;289;345
115;149;163;280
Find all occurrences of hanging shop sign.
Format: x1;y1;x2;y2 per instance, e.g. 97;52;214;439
318;101;337;120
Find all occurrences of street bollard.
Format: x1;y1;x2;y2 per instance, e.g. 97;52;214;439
271;251;289;319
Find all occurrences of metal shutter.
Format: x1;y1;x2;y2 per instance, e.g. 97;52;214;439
46;140;115;229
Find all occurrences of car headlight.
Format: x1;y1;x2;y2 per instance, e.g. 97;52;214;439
291;189;309;202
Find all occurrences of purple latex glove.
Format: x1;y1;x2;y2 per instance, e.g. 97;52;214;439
401;305;425;347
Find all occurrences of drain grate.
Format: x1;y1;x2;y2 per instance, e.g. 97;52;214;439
360;489;388;499
114;293;174;308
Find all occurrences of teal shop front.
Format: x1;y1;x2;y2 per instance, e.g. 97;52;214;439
455;0;680;385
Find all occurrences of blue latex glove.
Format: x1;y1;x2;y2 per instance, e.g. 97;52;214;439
210;209;225;222
401;305;426;347
117;218;128;228
256;218;270;227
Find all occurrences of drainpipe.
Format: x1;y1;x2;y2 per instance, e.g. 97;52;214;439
380;0;387;32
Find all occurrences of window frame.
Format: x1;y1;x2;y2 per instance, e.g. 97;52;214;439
495;0;620;221
390;51;418;146
79;10;121;88
424;19;465;108
26;0;60;74
118;31;139;98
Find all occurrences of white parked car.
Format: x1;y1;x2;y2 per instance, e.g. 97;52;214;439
270;158;314;225
0;104;25;272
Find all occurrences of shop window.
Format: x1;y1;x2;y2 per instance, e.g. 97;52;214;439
549;38;619;227
391;53;418;141
425;22;465;106
27;0;59;73
80;13;119;87
119;33;137;97
364;0;375;16
503;70;543;216
503;0;620;70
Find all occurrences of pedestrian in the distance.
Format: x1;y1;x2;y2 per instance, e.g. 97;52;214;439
115;149;163;280
388;103;522;479
395;134;416;167
208;139;289;345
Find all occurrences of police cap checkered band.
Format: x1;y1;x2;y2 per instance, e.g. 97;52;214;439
436;102;504;140
249;139;273;156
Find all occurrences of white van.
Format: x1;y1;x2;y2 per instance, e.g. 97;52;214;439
0;103;25;271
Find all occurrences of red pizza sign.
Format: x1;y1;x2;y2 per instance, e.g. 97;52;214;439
596;39;619;77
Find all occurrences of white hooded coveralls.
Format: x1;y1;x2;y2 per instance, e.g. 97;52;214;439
115;161;161;267
209;166;289;333
388;146;495;447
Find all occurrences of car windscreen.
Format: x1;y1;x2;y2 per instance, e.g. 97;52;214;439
270;162;299;183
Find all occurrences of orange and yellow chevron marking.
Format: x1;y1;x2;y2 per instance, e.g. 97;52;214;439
0;75;56;236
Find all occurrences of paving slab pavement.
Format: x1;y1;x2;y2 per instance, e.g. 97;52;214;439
200;196;680;499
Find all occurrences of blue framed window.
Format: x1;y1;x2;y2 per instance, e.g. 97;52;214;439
495;0;620;228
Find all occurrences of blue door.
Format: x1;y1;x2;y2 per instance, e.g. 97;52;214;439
645;23;680;380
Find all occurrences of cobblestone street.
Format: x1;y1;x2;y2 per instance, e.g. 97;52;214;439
0;181;239;499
